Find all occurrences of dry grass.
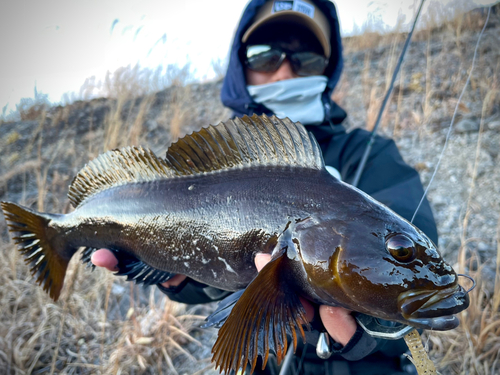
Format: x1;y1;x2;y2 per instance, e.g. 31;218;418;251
0;239;211;374
100;64;197;150
1;5;499;375
420;86;500;374
429;87;500;374
428;244;500;374
88;63;195;101
343;1;494;54
0;63;217;375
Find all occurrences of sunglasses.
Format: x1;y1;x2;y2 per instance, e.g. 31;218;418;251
244;45;328;77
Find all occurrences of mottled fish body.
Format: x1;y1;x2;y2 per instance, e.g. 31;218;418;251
28;167;336;290
1;114;470;374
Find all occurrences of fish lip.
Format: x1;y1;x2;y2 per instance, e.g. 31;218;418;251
405;315;460;331
398;284;469;330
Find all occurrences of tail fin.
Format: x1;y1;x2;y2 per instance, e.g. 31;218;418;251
1;201;72;301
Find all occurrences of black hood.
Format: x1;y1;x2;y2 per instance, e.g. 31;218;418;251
221;0;346;124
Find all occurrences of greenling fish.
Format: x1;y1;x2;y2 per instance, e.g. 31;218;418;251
1;114;469;374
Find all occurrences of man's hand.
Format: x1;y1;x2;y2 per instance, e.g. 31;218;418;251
255;253;357;346
91;249;187;288
92;250;357;346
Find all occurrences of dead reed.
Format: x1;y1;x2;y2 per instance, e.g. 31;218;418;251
0;62;220;374
0;5;499;375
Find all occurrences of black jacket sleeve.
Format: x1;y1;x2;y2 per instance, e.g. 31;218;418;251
157;278;231;304
157;125;437;364
323;128;438;244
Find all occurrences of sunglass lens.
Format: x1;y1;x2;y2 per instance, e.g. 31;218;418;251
290;52;328;76
246;45;284;73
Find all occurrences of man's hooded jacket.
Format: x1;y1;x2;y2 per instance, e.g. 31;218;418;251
161;0;438;369
220;0;438;243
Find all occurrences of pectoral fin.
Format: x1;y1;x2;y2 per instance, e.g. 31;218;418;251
211;246;309;374
203;289;244;329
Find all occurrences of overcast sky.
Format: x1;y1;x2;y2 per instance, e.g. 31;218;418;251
0;0;495;117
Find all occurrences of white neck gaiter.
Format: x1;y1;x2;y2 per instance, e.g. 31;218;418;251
247;76;328;125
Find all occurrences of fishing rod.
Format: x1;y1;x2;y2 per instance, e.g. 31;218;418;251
278;2;429;374
351;0;426;188
287;5;493;375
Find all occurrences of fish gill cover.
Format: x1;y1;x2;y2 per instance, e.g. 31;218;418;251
1;114;470;374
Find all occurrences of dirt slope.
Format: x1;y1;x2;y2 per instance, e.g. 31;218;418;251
0;8;499;375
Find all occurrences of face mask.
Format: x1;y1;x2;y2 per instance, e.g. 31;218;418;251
247;76;328;125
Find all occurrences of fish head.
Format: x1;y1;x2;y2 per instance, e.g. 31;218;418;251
328;215;469;331
294;195;470;331
389;228;470;331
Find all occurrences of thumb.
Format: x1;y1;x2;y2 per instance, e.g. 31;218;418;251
254;253;272;272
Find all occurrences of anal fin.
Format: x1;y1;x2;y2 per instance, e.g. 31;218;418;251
111;249;175;286
211;246;309;374
80;247;97;270
80;247;174;286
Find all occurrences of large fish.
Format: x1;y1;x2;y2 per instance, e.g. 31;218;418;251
1;114;469;373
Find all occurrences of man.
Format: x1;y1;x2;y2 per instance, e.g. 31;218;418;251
93;1;436;373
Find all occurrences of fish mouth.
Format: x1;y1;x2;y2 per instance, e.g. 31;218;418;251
398;284;469;331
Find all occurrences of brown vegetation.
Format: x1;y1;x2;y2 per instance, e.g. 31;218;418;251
0;5;499;375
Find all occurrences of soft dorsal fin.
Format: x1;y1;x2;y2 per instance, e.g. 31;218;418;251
68;114;324;207
68;146;176;207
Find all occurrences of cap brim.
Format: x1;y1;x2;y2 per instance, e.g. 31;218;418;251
242;12;330;58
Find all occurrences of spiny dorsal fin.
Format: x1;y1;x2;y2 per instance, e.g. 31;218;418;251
68;146;175;208
165;114;324;175
69;115;324;207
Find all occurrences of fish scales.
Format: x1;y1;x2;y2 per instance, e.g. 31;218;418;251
1;114;471;374
55;166;326;289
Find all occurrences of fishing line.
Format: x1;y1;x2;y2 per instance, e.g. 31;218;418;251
458;274;477;294
407;13;490;363
411;6;492;223
352;0;426;188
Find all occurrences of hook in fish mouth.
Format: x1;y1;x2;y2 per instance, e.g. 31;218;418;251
398;283;470;331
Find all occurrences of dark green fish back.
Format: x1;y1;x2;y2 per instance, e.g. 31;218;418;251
68;114;324;208
2;114;325;302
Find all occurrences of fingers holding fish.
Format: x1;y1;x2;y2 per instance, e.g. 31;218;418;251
255;252;315;320
93;248;354;348
319;305;357;346
254;252;272;272
160;274;187;288
91;248;187;287
91;249;118;271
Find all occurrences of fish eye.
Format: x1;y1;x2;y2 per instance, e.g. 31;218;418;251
386;234;416;263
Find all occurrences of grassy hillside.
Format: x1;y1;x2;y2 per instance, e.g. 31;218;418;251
0;6;499;375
